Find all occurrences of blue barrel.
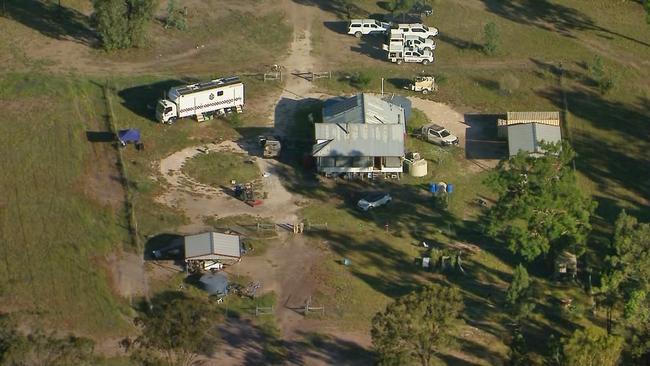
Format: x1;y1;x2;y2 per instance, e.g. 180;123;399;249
446;183;454;193
429;183;437;193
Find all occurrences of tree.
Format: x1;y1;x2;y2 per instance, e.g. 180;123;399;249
134;292;218;366
602;211;650;361
485;141;596;262
588;56;613;94
483;21;499;55
506;265;530;305
371;284;464;366
645;0;650;25
92;0;158;50
563;326;623;366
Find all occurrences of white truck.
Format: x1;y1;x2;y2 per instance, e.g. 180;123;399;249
348;19;391;37
396;23;439;39
155;76;244;124
386;45;434;65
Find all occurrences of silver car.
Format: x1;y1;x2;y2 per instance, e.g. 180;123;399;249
357;192;392;211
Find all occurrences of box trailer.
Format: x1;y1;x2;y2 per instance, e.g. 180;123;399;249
155;76;245;124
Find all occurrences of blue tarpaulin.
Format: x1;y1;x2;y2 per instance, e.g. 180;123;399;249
199;272;229;296
118;129;141;144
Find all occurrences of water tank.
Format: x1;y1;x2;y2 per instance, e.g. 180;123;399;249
409;159;428;177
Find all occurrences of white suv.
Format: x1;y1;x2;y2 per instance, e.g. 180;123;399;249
348;19;391;38
397;23;439;39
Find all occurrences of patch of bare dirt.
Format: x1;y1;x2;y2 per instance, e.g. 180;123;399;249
156;140;304;232
106;251;147;300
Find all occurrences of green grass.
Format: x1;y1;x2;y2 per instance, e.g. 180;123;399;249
183;151;260;187
0;73;132;335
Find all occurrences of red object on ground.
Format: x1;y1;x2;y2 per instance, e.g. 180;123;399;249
246;200;264;207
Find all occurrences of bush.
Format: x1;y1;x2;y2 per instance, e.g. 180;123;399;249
483;21;499;55
166;0;187;31
588;56;614;94
350;71;372;89
499;74;520;95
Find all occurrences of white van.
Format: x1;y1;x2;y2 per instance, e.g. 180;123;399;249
348;19;391;37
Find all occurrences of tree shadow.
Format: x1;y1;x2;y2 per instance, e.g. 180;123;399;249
290;0;369;19
117;78;198;122
536;87;650;210
480;0;650;47
2;0;96;46
438;33;482;52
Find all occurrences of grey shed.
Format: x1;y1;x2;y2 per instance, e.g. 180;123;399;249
184;232;242;261
199;272;229;295
507;122;562;156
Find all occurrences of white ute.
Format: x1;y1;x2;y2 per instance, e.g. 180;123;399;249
396;23;439;39
155;76;244;124
388;47;434;65
348;19;391;37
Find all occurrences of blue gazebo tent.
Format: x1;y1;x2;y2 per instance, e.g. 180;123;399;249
118;129;141;145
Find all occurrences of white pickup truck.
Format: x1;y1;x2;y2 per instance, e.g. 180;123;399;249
387;46;434;65
396;23;439;39
348;19;391;37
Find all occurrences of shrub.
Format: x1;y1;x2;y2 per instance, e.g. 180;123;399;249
483;21;499;55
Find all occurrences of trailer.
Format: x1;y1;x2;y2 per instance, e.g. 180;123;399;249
155;76;245;124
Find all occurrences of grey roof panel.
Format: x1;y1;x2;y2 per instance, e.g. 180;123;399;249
184;232;241;259
508;123;561;156
313;123;405;157
323;94;405;126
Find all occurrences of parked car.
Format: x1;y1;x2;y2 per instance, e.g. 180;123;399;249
406;76;437;94
396;23;439;39
348;19;391;38
357;192;392;211
418;123;459;146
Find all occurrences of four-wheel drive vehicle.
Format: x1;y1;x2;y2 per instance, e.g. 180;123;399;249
258;135;281;158
156;76;244;124
348;19;391;37
407;76;437;94
357;192;392;211
418;124;459;146
396;23;439;39
405;36;436;52
388;47;434;65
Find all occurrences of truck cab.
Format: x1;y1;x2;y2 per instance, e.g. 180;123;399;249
156;99;178;124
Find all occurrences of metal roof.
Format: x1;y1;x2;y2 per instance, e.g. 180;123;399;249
313;123;405;157
500;111;561;127
508;123;562;156
173;76;241;96
184;232;241;259
322;93;405;126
